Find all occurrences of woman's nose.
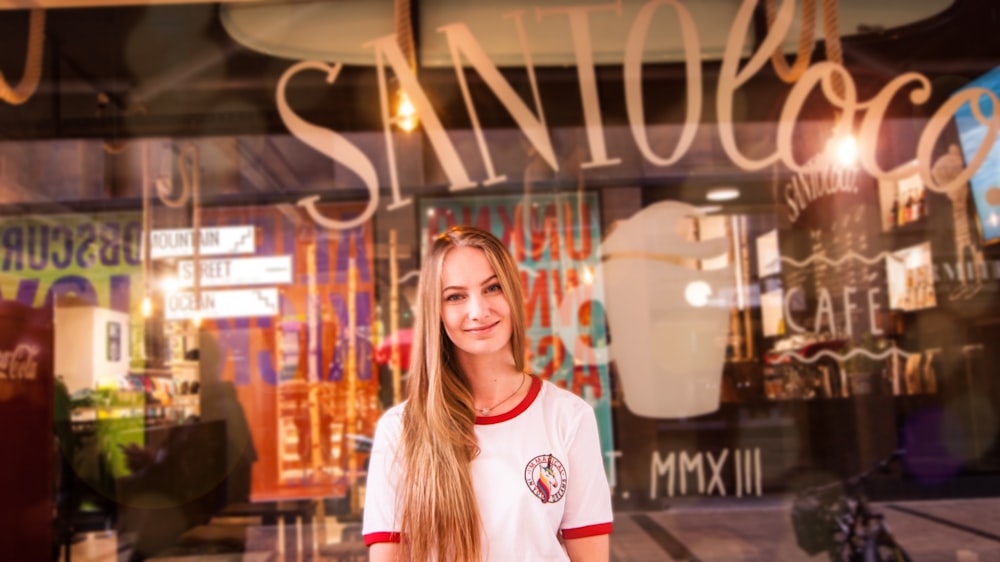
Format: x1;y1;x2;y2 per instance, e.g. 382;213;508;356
467;294;490;321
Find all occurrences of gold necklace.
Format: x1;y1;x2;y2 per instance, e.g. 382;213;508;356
476;373;527;416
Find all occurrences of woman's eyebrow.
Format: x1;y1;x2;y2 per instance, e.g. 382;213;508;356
442;274;497;293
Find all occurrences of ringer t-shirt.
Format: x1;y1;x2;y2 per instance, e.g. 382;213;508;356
362;376;613;561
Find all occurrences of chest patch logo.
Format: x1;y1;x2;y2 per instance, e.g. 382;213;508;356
525;453;567;504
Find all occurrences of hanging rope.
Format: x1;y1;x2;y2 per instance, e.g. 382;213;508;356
155;151;192;209
765;0;816;83
394;0;416;72
180;144;202;324
765;0;844;94
153;144;202;324
819;0;845;98
0;9;45;106
142;142;153;303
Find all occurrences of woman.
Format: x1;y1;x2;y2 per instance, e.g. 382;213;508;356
363;225;612;561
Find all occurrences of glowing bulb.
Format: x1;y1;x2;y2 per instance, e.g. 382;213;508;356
582;267;594;285
159;277;179;294
991;212;998;228
141;296;153;318
684;281;712;308
835;135;858;167
396;91;417;132
192;313;202;328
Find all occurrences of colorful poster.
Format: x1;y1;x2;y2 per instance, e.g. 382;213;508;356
955;65;1000;244
0;211;145;360
420;193;615;475
193;203;378;502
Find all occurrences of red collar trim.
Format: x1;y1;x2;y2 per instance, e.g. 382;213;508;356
475;375;540;425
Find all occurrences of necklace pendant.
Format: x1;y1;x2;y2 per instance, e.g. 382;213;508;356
477;408;490;415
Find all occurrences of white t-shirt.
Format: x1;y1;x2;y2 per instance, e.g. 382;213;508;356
362;376;613;561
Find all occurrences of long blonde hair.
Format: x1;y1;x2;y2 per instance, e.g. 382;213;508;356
397;225;526;561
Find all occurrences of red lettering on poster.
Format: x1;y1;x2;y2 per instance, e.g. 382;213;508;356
573;362;604;399
513;202;559;262
551;268;581;315
563;200;592;260
522;269;550;328
535;334;564;380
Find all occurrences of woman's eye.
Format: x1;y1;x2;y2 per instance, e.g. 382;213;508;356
444;293;464;302
485;283;502;294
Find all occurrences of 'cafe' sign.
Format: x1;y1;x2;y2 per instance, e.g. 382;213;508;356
275;0;1000;230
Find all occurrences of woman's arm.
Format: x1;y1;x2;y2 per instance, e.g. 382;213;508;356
369;542;401;562
565;534;610;562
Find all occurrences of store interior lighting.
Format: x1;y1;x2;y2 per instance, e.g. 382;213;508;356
835;134;859;167
395;90;418;132
706;188;740;202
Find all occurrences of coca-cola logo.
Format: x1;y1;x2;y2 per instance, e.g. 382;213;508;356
0;344;40;381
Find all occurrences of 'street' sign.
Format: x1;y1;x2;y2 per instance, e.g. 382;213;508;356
176;255;293;288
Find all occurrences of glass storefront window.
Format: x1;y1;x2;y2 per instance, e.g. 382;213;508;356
0;1;998;560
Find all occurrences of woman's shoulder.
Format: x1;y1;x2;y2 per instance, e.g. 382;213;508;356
382;400;407;418
373;401;407;436
538;378;595;415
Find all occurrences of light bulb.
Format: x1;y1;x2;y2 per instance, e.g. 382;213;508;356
192;313;202;328
141;296;153;318
684;280;712;307
160;276;179;294
835;135;858;167
396;91;417;132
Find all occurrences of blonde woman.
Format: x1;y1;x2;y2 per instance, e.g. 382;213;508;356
363;225;612;561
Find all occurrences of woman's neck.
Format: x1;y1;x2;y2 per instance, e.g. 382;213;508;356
457;348;522;404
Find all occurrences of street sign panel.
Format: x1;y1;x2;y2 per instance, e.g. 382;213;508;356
164;287;279;320
176;255;293;288
149;226;256;258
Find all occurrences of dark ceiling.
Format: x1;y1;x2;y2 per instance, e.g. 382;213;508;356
0;0;996;143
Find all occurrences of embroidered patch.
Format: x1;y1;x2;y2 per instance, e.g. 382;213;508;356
524;453;567;504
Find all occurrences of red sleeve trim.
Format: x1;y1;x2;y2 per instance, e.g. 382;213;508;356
364;532;401;546
562;522;613;539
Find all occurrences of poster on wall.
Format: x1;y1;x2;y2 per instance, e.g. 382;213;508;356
756;229;780;278
0;212;145;358
419;193;615;476
877;163;928;232
886;242;937;311
955;65;1000;244
760;289;784;337
191;202;378;502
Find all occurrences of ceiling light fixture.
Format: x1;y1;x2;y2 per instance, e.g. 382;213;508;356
395;90;417;132
706;188;739;202
835;134;858;167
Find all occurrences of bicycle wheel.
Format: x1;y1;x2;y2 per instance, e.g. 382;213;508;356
863;533;912;562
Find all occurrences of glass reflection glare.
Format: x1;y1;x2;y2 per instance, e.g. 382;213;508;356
684;280;712;307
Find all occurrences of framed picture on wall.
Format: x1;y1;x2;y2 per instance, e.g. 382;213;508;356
756;229;780;278
955;65;1000;245
106;321;121;362
885;242;937;311
877;162;929;232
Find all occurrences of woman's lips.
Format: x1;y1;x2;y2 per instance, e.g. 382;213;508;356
465;320;500;335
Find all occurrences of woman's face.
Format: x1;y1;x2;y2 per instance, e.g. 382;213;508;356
439;245;513;361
